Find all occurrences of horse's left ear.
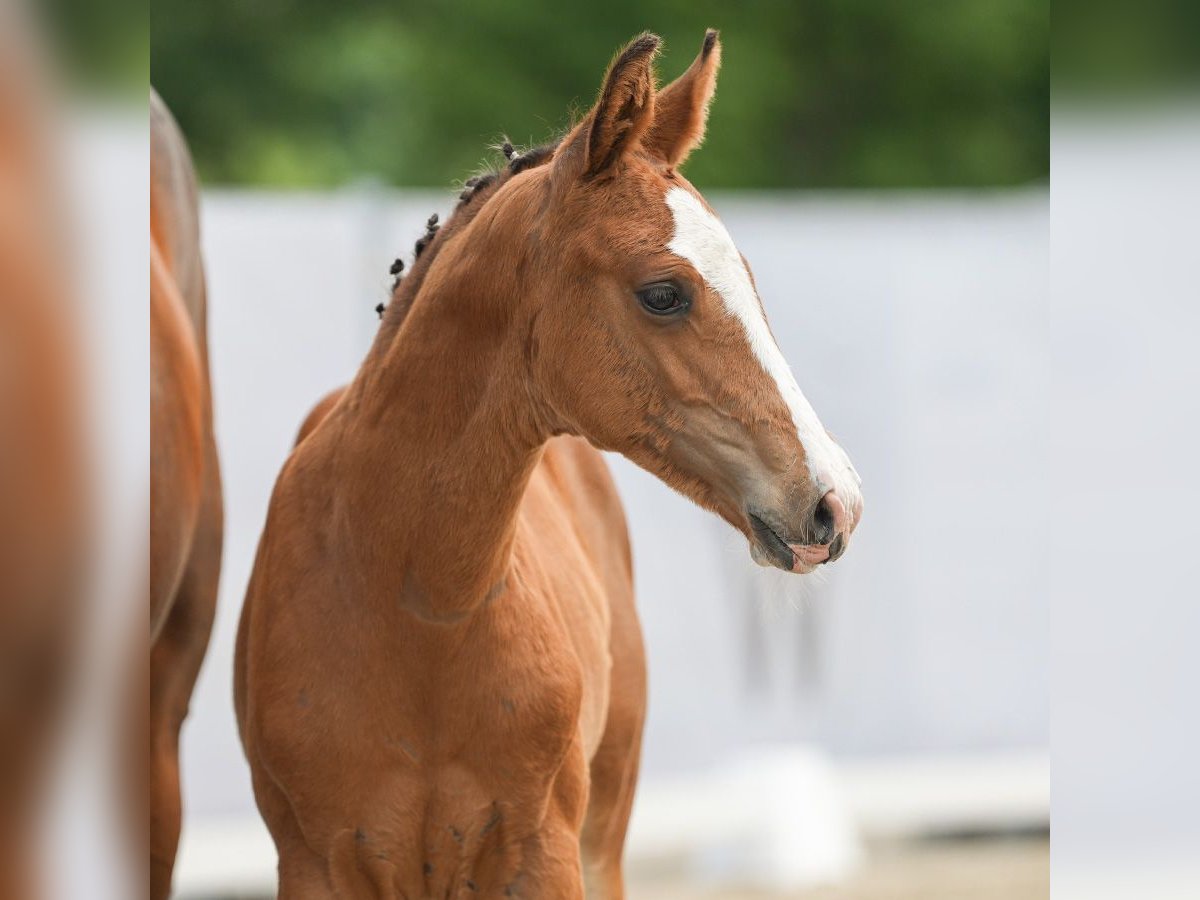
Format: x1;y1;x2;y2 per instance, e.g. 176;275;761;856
643;29;721;168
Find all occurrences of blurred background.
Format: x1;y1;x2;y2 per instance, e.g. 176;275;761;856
147;2;1051;898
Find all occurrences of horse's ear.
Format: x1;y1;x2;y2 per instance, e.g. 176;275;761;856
643;29;721;168
558;33;660;180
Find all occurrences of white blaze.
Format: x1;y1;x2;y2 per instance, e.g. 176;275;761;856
664;186;861;501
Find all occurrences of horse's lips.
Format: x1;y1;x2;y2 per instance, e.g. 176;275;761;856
789;542;831;571
748;512;834;572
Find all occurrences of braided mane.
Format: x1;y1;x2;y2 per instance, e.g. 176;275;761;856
376;140;560;331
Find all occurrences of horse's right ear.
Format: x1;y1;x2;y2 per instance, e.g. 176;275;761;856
643;29;721;168
555;33;660;181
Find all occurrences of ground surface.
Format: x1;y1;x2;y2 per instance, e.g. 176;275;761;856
630;836;1049;900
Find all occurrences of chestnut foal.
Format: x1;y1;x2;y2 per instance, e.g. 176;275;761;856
236;31;861;898
150;90;224;899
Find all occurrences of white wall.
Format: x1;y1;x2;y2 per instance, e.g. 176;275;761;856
181;188;1048;825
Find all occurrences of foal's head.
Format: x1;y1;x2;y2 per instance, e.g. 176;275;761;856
435;31;863;572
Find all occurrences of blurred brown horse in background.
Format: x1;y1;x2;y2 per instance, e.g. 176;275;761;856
237;31;860;898
150;89;223;900
0;20;88;899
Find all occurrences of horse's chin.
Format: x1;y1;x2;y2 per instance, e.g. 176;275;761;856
749;540;775;569
749;538;816;574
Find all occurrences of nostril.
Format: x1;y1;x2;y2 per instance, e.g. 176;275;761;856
811;490;849;545
811;495;836;544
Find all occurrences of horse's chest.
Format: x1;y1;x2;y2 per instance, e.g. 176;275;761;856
435;612;587;765
256;515;616;885
414;574;608;764
327;602;594;888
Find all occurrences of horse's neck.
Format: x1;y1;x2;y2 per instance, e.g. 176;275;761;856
330;288;547;623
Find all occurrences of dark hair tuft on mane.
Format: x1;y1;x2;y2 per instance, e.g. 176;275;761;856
413;212;441;259
458;171;498;204
510;142;557;175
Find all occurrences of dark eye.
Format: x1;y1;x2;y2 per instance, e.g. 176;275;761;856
637;282;688;316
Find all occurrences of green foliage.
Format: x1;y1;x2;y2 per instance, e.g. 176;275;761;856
1054;0;1200;94
152;0;1047;188
43;0;148;94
